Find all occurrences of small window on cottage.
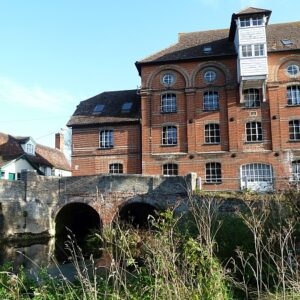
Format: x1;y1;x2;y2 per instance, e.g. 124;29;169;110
252;17;263;26
109;163;123;174
241;45;252;57
93;104;105;114
121;102;133;113
26;143;34;155
254;44;265;56
163;163;178;176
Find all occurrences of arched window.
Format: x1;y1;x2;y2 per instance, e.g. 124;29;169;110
287;86;300;105
244;88;260;108
205;124;220;144
203;91;219;111
163;163;178;176
161;93;176;113
246;122;262;142
109;163;123;174
162;126;177;145
205;162;222;183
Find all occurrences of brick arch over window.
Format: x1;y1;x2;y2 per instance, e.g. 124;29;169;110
190;61;231;86
271;55;300;82
145;65;189;89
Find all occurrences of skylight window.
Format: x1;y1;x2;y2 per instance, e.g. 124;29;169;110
281;39;293;46
121;102;133;112
203;46;212;53
93;104;105;114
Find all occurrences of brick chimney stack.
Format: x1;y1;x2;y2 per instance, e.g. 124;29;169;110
55;132;64;152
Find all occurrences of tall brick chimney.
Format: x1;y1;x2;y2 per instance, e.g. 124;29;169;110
55;132;64;152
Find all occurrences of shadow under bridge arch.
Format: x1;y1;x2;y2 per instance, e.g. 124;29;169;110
55;202;102;260
117;201;160;229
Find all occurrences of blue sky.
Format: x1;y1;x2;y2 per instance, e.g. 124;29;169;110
0;0;299;149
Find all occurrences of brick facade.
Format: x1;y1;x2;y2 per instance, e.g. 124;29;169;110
68;8;300;191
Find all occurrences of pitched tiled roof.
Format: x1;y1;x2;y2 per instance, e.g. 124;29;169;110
67;89;141;127
236;7;272;15
0;132;71;172
136;21;300;67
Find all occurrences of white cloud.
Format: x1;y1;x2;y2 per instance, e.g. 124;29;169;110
0;75;74;112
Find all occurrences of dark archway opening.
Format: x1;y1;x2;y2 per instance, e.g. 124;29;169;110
55;203;102;262
118;202;158;229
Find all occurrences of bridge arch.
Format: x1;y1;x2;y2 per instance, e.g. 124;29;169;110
116;200;160;228
54;202;102;258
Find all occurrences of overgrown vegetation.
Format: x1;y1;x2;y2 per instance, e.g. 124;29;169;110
0;191;299;299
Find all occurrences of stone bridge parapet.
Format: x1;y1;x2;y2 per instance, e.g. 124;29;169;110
0;171;197;239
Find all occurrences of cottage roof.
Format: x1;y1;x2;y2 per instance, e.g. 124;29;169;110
136;21;300;69
67;89;141;127
0;132;71;172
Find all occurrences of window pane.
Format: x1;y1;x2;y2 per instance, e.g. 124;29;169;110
254;44;264;56
287;86;300;105
162;126;177;145
289;120;300;140
163;163;178;175
100;130;113;148
244;89;260;108
246;122;262;142
205;162;222;183
205;124;220;143
203;91;219;111
109;163;123;174
161;94;176;113
241;164;272;182
242;45;252;57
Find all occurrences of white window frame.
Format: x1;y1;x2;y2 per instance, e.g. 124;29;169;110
162;126;177;145
287;86;300;105
289;120;300;141
205;162;222;183
241;44;265;58
204;70;216;82
99;129;114;148
244;88;261;108
26;143;35;155
163;163;178;176
109;163;123;174
203;91;219;111
161;93;177;113
246;121;263;142
205;123;220;144
287;65;299;76
292;160;300;181
162;73;175;86
241;164;273;183
240;17;263;27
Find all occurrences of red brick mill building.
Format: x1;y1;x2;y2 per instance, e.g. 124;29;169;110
67;7;300;192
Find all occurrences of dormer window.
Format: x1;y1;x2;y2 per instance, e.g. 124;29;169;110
281;39;293;46
203;46;212;53
121;102;133;113
240;17;263;27
240;18;251;27
26;143;35;155
93;104;105;114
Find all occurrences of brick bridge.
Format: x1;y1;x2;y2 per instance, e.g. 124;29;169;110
0;171;196;240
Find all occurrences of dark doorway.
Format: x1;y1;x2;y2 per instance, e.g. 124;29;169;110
55;203;102;261
118;202;158;228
